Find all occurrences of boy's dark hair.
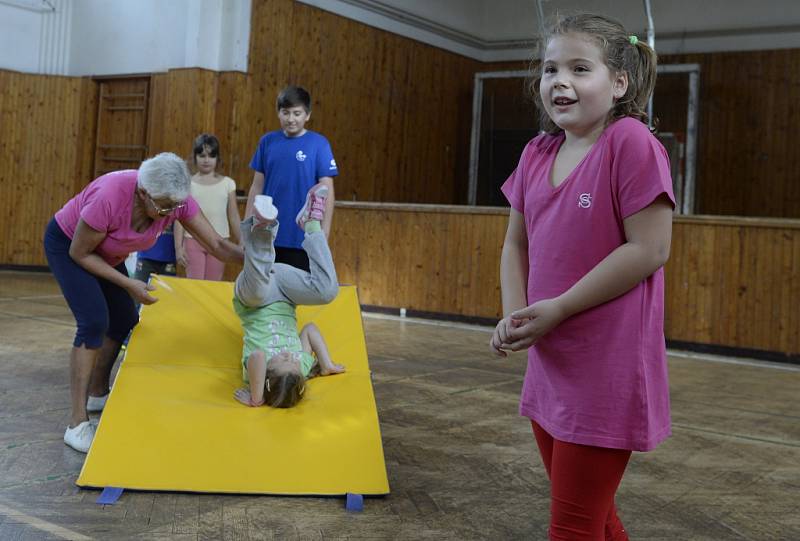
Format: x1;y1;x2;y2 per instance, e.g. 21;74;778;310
529;13;658;134
276;86;312;113
264;369;305;408
192;133;223;167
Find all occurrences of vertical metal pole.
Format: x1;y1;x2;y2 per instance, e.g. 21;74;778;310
683;70;700;214
536;0;547;41
468;74;484;206
643;0;655;129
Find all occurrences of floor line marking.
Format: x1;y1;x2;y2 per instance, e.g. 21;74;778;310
0;501;92;540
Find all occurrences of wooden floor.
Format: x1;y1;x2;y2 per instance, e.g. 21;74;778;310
0;270;798;540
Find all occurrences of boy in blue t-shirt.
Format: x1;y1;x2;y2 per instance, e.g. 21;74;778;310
244;86;338;271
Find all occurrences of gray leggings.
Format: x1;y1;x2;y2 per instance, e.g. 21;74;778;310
234;217;338;308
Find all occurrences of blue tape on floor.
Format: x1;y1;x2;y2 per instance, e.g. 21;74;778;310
345;492;363;512
96;486;124;505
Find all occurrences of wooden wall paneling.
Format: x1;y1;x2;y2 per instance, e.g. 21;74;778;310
73;78;99;192
788;232;800;352
158;69;219;158
332;205;798;356
93;78;150;176
146;73;167;155
723;225;744;347
0;71;89;265
213;72;247;188
2;71;23;264
243;0;482;205
660;50;800;218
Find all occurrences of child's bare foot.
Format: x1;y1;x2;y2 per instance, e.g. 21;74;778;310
319;361;345;375
234;387;264;407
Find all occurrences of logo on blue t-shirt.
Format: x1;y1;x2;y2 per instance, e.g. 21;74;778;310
330;159;337;170
296;151;307;162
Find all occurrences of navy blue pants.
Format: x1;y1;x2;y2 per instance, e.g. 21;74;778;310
44;218;138;349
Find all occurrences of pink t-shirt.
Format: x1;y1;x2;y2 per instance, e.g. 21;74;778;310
54;170;199;267
501;117;675;451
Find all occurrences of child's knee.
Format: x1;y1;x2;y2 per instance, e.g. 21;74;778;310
301;322;318;335
320;282;338;303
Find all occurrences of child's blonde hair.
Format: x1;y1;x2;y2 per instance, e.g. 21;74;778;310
530;13;658;134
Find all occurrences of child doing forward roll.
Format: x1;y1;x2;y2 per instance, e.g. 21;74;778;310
233;185;344;409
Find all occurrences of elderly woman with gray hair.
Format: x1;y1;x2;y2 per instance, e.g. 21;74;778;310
43;152;244;453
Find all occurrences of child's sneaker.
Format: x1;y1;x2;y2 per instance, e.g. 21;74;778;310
295;185;329;231
253;195;278;228
64;421;95;453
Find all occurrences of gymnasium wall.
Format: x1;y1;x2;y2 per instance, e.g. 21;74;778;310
0;0;798;357
657;49;800;218
0;70;97;266
330;204;800;360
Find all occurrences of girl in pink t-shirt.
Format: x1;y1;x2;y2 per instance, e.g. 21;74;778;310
491;14;675;540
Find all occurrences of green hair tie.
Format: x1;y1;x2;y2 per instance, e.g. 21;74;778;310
629;35;638;45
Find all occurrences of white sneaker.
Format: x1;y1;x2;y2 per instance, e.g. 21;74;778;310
86;393;108;413
253;195;278;227
64;421;95;453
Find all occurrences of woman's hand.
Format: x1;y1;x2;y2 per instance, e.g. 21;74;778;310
175;247;189;268
126;279;158;305
500;298;568;352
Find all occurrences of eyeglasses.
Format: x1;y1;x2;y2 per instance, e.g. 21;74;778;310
148;195;186;216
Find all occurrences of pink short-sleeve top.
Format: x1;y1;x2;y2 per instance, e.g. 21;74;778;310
54;170;199;267
501;117;675;451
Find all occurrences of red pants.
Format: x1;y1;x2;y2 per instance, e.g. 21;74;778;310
532;421;631;541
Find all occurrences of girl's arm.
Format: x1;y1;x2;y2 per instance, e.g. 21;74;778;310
173;221;188;268
300;323;344;375
503;196;673;352
226;188;242;245
244;171;265;219
490;209;529;356
70;219;158;305
318;177;335;238
179;211;244;264
234;350;267;406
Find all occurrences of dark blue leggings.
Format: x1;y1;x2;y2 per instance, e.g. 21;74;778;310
44;218;139;349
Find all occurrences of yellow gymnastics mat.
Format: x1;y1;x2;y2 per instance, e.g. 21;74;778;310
77;276;389;496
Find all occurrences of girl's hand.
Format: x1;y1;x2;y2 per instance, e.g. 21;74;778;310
502;299;568;351
489;316;525;357
127;279;158;305
234;388;264;407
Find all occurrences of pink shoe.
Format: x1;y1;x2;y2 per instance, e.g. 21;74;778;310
253;195;278;228
295;185;328;230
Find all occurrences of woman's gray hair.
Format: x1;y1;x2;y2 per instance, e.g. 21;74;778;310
137;152;191;201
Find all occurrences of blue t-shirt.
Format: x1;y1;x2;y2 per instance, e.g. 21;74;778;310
137;224;175;262
250;130;338;249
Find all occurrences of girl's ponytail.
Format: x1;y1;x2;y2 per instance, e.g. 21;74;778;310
618;38;658;129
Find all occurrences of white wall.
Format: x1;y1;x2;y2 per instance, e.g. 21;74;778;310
0;0;250;76
0;0;72;74
0;1;44;73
